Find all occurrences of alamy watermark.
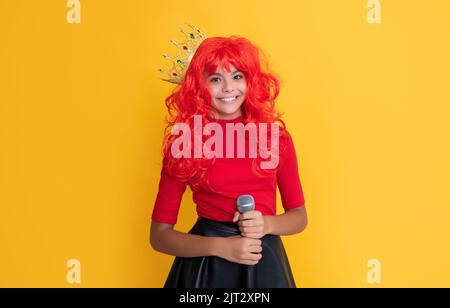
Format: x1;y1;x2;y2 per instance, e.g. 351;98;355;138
66;258;81;284
367;0;382;24
170;115;280;170
66;0;81;24
366;258;382;284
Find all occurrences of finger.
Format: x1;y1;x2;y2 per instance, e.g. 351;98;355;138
241;260;259;266
238;219;254;227
246;253;262;262
240;219;264;228
240;226;263;234
243;233;263;239
242;219;264;227
232;211;240;222
240;211;256;220
249;239;262;246
240;210;262;220
249;245;263;253
240;211;252;220
242;239;262;247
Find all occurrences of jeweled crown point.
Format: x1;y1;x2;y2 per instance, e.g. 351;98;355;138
158;23;207;85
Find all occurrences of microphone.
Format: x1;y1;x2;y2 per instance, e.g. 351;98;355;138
237;194;255;214
236;195;256;238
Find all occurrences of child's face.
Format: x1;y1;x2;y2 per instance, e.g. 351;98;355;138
205;64;247;120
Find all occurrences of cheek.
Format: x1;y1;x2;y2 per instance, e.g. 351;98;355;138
208;84;220;97
239;83;247;95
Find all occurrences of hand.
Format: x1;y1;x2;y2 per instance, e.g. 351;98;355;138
233;210;269;239
217;236;262;266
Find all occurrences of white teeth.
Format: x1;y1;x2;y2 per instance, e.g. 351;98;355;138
219;96;238;102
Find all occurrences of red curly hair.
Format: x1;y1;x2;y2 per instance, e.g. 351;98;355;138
161;36;289;192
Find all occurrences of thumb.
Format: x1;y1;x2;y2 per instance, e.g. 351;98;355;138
232;211;240;222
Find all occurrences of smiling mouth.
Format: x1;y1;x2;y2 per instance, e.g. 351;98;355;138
218;95;240;103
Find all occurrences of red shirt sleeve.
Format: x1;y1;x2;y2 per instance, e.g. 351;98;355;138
277;130;306;210
151;158;187;224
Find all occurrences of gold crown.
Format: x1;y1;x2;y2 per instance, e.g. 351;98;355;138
158;23;207;84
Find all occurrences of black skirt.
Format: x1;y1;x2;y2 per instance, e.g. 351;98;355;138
163;217;297;288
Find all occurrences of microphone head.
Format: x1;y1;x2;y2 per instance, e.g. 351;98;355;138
237;194;255;213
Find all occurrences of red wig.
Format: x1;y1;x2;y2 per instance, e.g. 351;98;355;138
161;36;289;192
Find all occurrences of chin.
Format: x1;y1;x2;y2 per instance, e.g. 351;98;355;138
217;109;240;116
217;103;244;112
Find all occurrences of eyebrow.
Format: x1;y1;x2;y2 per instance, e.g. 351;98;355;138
208;70;241;77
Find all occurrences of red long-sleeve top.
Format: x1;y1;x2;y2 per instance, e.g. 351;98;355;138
151;115;305;225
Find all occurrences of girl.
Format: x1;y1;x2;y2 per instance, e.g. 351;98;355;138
151;35;308;288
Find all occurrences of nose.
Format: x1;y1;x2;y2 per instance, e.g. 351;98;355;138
222;79;234;93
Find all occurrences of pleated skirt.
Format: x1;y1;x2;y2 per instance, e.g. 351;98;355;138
163;217;297;288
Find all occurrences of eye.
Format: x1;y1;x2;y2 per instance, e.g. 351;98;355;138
210;77;220;83
234;74;243;80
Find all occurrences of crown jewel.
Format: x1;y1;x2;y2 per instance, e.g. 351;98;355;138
158;23;207;84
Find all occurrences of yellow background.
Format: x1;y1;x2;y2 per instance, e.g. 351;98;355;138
1;0;450;287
